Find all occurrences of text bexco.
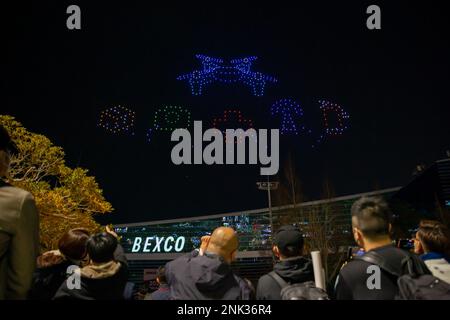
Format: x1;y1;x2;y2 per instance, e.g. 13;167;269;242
131;236;186;253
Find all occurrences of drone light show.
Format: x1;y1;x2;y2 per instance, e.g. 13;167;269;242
270;98;305;135
212;109;255;144
153;106;191;132
177;54;278;96
318;100;350;137
98;105;136;135
97;54;351;150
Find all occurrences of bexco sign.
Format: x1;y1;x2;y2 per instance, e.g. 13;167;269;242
131;236;186;253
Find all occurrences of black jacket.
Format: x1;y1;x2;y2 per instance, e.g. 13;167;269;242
334;244;430;300
54;245;128;300
165;251;251;300
28;257;73;300
256;256;314;300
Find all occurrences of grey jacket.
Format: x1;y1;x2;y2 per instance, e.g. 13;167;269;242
0;181;40;300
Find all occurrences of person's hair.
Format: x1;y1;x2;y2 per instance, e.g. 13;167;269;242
417;220;450;254
156;266;167;284
351;196;392;239
58;228;90;261
86;232;118;263
37;252;65;268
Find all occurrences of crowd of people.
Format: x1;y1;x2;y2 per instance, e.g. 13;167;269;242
1;124;450;300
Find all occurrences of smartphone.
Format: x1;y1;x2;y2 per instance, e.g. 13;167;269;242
397;239;414;251
347;246;364;260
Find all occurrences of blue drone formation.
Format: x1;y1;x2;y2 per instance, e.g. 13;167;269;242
271;98;307;135
177;54;278;97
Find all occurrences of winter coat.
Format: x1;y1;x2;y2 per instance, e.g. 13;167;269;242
165;251;251;300
256;256;314;300
28;250;88;300
0;180;40;300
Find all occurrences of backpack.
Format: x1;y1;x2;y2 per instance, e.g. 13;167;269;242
268;271;329;300
356;250;450;300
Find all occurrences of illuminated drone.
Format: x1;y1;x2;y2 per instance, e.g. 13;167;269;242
177;54;278;97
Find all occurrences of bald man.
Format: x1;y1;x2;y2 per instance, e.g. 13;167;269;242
165;227;251;300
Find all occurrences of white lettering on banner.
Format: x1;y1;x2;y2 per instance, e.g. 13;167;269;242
132;237;142;252
164;236;175;252
143;237;154;252
175;236;186;252
153;237;165;253
130;236;186;253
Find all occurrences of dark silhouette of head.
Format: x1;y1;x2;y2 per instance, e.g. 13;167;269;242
86;232;118;263
273;225;304;259
351;196;393;250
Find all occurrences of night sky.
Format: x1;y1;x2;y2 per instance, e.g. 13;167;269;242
3;1;450;224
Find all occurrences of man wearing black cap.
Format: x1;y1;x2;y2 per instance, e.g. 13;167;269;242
256;225;314;300
0;124;40;299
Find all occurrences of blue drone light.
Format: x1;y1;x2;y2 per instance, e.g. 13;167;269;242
271;98;305;135
177;54;278;96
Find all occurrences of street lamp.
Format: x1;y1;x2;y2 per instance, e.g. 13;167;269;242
257;177;279;241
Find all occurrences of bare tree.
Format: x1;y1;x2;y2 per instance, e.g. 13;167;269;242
274;160;346;285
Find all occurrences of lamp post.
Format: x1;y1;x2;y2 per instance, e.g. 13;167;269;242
257;176;279;245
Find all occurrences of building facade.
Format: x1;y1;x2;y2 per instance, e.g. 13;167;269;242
114;187;400;289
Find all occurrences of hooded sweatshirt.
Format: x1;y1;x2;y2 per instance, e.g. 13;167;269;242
165;252;251;300
256;256;314;300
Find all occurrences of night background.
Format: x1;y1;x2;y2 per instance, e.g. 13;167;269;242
3;1;449;224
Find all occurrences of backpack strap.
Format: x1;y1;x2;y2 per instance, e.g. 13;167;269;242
355;249;429;278
268;271;289;289
355;250;402;278
402;253;429;277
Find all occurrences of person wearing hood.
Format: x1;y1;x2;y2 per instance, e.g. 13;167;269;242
165;226;252;300
256;225;314;300
28;228;90;300
54;226;128;300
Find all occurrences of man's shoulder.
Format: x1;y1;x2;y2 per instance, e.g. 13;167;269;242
258;271;276;289
167;251;198;268
258;273;274;284
0;185;33;203
424;258;450;270
340;246;408;278
339;258;372;279
165;255;189;280
0;186;36;224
